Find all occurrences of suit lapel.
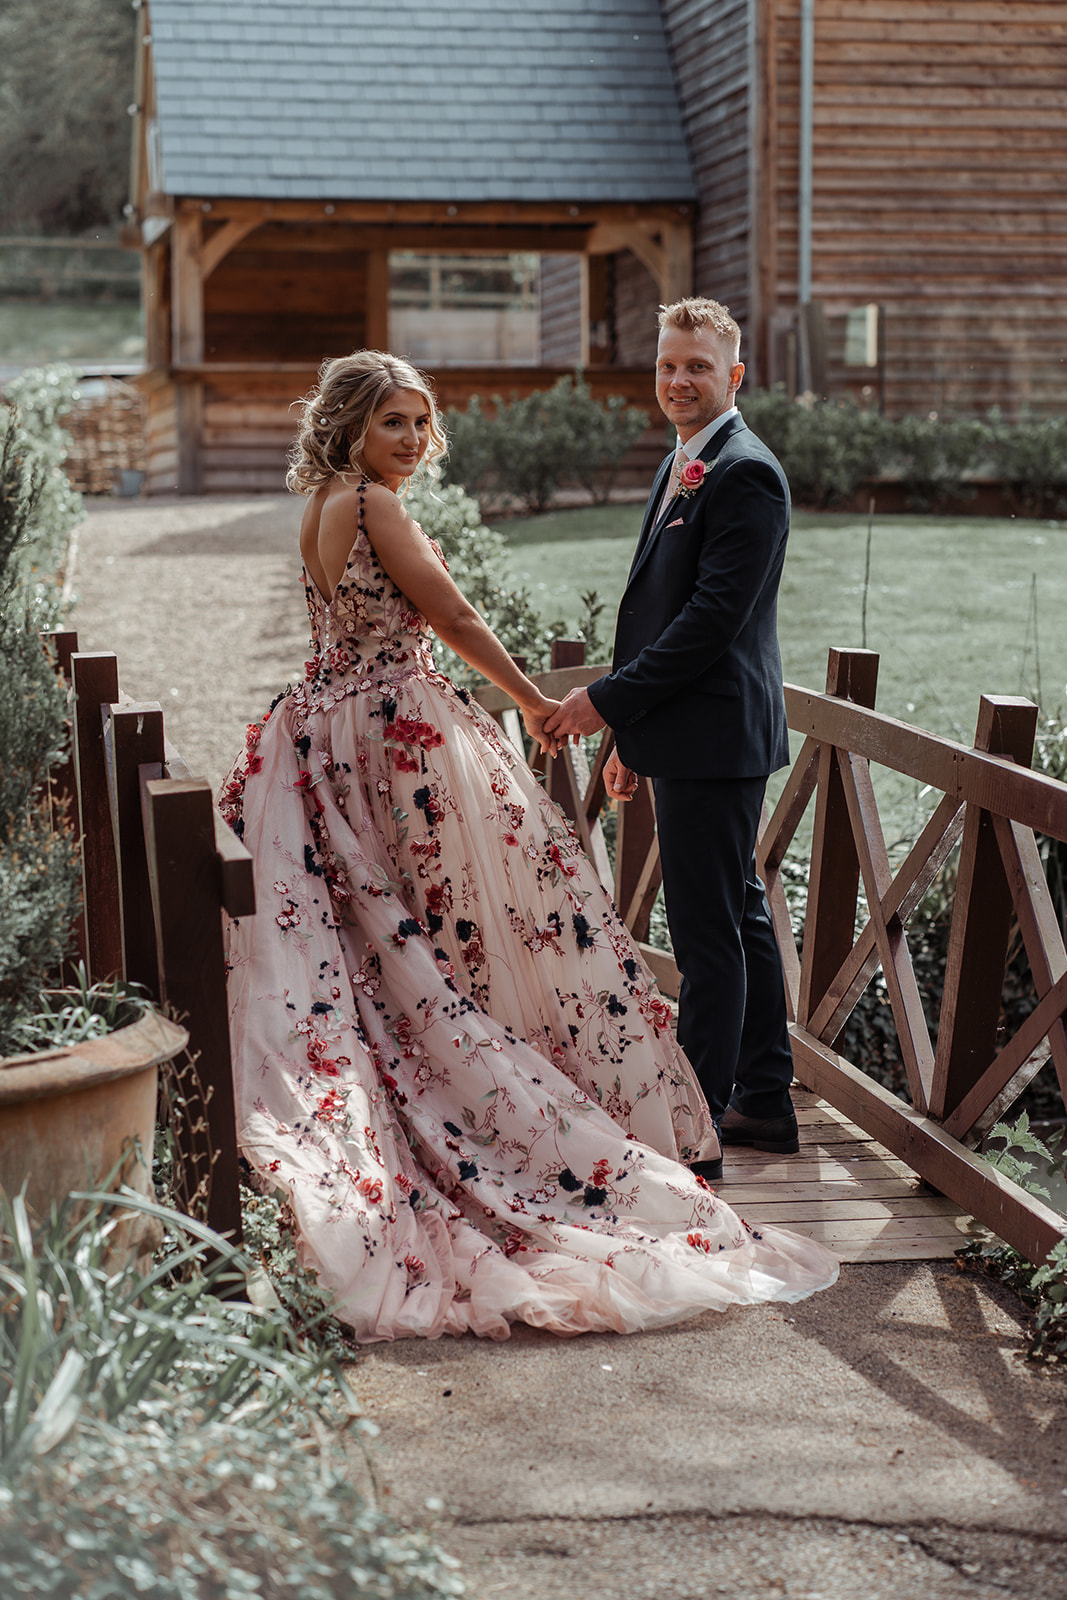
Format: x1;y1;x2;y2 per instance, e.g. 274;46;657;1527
630;452;675;572
626;414;748;585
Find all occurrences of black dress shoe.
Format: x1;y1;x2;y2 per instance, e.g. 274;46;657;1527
720;1106;799;1154
688;1157;723;1183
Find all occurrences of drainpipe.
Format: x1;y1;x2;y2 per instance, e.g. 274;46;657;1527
798;0;814;389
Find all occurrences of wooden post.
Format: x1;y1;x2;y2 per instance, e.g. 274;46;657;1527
171;211;204;365
106;702;165;998
929;695;1039;1123
796;648;879;1032
545;639;587;820
42;629;87;970
71;653;123;982
142;776;242;1242
365;247;389;349
174;378;204;496
143;236;170;369
171;211;205;494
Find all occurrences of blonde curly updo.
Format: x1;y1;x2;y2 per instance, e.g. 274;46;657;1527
286;350;447;496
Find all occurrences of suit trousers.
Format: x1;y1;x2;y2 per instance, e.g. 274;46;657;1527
652;775;795;1124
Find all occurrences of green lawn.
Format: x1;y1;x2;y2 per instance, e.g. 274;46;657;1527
494;504;1067;839
0;301;143;367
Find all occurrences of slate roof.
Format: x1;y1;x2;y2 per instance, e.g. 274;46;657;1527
147;0;695;203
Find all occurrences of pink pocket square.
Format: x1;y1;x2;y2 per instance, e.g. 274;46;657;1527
666;517;684;528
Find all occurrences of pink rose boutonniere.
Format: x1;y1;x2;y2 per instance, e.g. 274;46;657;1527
675;455;718;499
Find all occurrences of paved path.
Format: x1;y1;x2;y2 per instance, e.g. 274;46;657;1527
69;495;1067;1600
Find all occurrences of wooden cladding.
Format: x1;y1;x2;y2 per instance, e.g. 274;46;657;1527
767;0;1067;415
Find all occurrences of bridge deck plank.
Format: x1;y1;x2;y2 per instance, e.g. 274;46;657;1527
717;1087;976;1262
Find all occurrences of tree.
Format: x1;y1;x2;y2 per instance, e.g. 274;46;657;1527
0;0;137;237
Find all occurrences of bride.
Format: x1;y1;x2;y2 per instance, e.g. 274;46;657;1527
219;349;837;1342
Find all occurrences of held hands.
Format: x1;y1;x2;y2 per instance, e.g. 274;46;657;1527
522;695;564;756
543;687;606;746
604;749;640;802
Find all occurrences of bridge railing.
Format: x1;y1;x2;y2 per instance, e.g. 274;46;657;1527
476;641;1067;1264
45;630;251;1242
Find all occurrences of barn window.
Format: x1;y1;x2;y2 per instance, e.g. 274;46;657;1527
389;252;539;365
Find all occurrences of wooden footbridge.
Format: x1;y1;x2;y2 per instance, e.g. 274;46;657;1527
48;632;1067;1268
477;643;1067;1266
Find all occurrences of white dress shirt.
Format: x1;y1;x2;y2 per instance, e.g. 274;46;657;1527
655;405;737;524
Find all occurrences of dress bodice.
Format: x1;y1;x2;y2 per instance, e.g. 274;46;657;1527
301;480;440;699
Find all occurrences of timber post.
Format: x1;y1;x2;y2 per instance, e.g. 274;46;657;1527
142;775;245;1244
106;702;166;999
796;647;879;1033
43;629;87;972
545;638;588;821
71;652;124;982
929;696;1039;1125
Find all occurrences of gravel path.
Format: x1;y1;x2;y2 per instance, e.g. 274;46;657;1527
68;494;309;793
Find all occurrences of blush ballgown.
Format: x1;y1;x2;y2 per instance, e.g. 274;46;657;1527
220;483;837;1341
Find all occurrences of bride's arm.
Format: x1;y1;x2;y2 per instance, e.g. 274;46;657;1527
360;485;559;749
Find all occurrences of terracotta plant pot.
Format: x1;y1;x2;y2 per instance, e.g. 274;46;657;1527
0;1011;189;1248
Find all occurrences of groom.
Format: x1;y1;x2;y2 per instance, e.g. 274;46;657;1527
544;297;799;1177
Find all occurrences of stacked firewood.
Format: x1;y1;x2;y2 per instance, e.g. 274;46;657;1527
63;378;146;495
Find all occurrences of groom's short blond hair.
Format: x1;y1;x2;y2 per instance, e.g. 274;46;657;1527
658;298;742;362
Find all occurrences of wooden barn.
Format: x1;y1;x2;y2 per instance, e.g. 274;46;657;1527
126;0;696;495
125;0;1067;494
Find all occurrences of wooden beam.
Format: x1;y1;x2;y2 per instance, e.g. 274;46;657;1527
586;221;664;282
201;216;261;279
171;196;695;227
783;684;1067;838
171;211;204;365
43;629;87;974
142;236;170;369
207;223;592;255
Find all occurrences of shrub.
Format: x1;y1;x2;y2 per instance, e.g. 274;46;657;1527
736;385;798;471
0;410;82;1056
437;394;497;504
3;363;83;605
556;373;648;505
442;372;649;513
957;1116;1067;1364
0;1187;467;1596
404;481;604;680
991;409;1067;516
742;388;891;507
886;413;993;509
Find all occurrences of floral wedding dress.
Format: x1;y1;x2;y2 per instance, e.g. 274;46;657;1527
220;484;837;1342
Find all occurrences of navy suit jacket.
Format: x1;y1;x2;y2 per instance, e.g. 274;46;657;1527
587;413;791;780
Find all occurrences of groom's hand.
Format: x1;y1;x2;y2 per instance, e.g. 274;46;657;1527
604;751;639;801
543;687;606;744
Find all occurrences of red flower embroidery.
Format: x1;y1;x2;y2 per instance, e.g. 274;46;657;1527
315;1088;347;1124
